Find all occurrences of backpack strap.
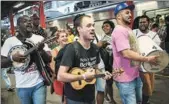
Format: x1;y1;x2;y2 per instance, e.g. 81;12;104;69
72;41;80;58
94;33;99;43
136;29;138;36
152;33;157;40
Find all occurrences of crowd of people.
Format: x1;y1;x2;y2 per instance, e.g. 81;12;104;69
1;2;169;104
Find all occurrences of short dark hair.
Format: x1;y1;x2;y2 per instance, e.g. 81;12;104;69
156;14;161;18
31;14;39;20
132;16;140;29
151;23;159;30
102;20;115;30
139;15;150;23
17;17;23;26
165;15;169;22
73;14;91;35
17;15;29;26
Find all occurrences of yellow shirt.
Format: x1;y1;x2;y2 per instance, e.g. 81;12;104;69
68;34;75;43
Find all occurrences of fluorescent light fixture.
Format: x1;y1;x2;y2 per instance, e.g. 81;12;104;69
17;6;32;13
13;2;25;8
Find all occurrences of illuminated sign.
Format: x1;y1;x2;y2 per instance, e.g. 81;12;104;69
74;1;108;11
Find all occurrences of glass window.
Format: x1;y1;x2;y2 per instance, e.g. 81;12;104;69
44;1;52;10
57;1;72;7
25;8;32;15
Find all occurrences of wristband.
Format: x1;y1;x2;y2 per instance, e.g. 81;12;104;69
82;74;86;80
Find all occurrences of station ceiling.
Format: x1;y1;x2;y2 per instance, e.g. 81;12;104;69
1;1;37;19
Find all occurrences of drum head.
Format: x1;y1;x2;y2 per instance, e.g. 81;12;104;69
8;45;30;71
142;50;169;73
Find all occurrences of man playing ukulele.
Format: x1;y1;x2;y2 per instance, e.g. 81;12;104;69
57;14;112;104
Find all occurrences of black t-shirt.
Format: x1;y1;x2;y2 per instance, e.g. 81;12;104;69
60;41;100;102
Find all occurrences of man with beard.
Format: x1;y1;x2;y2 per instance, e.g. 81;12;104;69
31;14;47;38
57;14;112;104
112;2;158;104
133;15;161;45
133;15;161;104
1;15;51;104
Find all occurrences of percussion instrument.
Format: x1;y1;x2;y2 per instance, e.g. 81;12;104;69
137;35;169;73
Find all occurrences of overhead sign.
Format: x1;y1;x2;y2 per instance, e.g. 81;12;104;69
74;1;116;11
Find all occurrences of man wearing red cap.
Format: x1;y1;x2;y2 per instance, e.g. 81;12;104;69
112;2;158;104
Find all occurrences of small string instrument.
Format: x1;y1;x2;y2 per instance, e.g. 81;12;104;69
8;36;56;71
70;67;124;90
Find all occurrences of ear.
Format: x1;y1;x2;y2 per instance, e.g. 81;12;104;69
77;26;81;32
56;39;59;44
116;13;121;20
56;37;59;43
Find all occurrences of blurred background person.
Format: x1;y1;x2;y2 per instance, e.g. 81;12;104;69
133;15;161;104
31;14;47;38
101;20;116;104
46;26;58;49
164;16;169;54
50;30;68;104
66;25;75;43
1;28;14;92
151;23;159;33
1;68;14;92
132;16;141;29
158;15;169;75
155;14;161;25
158;15;169;53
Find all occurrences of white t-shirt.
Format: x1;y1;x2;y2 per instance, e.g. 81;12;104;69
133;29;161;46
93;34;105;70
93;34;113;71
133;29;161;72
101;34;112;54
1;34;49;88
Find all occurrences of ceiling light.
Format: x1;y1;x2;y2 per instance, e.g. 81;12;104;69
13;2;25;8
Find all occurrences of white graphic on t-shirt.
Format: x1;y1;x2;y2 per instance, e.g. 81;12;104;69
80;56;97;68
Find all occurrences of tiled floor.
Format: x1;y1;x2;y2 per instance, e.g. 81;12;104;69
1;74;169;104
